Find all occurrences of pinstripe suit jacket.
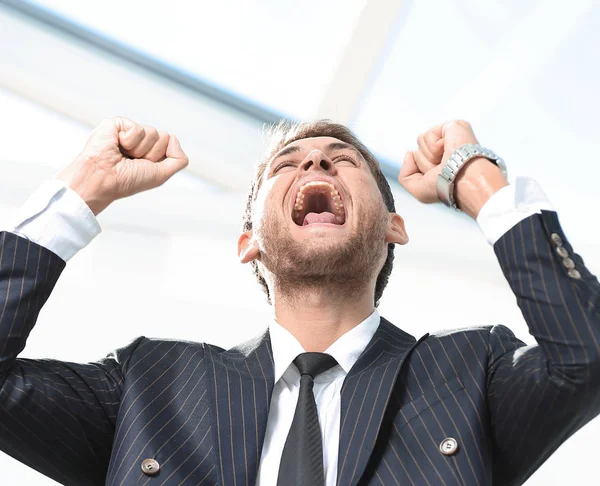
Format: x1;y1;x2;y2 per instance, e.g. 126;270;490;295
0;210;599;486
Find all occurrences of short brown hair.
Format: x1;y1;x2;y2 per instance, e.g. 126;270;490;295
242;120;396;306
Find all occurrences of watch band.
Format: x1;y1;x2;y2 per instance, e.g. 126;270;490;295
436;143;507;211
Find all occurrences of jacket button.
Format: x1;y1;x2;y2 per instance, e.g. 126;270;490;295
439;437;458;456
141;458;160;476
568;268;582;280
562;257;575;269
556;246;569;258
551;233;563;246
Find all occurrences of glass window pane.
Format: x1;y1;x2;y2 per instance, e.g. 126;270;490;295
352;0;553;163
27;0;368;119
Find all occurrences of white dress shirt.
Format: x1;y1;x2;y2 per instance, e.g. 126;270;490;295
5;180;101;261
1;176;554;486
258;311;380;485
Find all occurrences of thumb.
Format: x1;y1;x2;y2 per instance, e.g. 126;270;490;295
441;120;478;155
154;135;189;185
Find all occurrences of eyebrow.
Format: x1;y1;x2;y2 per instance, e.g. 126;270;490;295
272;141;360;160
325;142;357;153
273;145;302;159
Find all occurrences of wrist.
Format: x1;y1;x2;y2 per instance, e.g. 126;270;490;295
57;156;113;216
454;157;509;219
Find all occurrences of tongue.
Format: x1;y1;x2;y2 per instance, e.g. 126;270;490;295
303;212;337;226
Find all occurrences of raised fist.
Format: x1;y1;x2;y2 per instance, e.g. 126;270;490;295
397;120;507;218
58;117;189;215
397;120;479;204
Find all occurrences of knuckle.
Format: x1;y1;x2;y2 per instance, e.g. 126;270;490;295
447;119;471;130
425;132;441;150
145;126;159;139
107;116;123;124
129;123;143;136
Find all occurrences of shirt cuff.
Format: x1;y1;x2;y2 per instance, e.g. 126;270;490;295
477;177;554;245
5;180;101;261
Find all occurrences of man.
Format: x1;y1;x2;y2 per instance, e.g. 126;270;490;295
0;117;598;486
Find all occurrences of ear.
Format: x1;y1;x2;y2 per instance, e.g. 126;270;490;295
385;213;408;245
238;230;261;264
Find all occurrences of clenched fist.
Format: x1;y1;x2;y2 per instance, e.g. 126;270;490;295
58;117;189;215
398;120;508;218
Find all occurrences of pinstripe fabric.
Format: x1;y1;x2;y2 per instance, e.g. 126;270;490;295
0;208;598;485
205;330;275;486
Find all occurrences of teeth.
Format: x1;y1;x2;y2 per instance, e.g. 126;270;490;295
293;180;346;222
296;182;344;206
298;181;335;193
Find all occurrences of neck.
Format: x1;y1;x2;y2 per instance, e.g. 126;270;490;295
271;283;376;352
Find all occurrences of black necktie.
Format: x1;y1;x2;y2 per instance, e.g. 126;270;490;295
277;352;339;486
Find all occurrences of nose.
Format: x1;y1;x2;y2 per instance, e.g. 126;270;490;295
298;150;337;175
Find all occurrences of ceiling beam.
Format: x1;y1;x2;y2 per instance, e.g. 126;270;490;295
314;0;406;124
0;4;268;192
0;0;284;125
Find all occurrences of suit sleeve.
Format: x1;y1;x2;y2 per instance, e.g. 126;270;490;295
0;231;140;486
486;210;600;485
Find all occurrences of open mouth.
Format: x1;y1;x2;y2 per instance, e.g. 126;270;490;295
292;180;346;226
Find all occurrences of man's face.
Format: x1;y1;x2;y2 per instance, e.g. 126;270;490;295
242;136;406;296
258;136;383;237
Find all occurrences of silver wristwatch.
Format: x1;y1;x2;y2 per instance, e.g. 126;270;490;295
436;143;507;211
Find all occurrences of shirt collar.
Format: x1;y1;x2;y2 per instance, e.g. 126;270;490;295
269;309;381;384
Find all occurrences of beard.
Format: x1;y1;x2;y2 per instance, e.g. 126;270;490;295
255;201;389;303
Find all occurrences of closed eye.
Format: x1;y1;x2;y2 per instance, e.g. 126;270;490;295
333;155;357;166
273;161;297;173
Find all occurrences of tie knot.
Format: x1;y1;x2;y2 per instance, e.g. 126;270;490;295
293;352;338;378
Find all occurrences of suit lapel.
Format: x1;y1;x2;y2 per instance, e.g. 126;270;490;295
337;318;428;486
206;330;275;486
206;319;427;486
